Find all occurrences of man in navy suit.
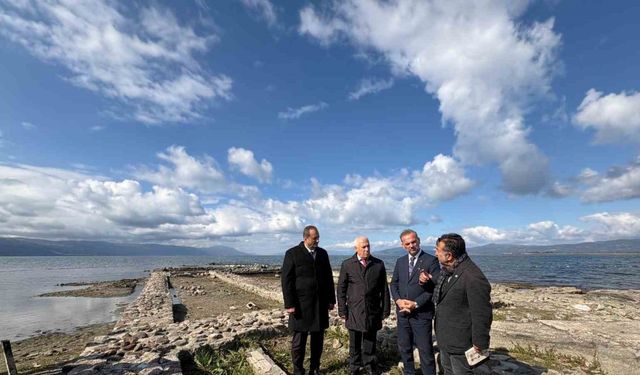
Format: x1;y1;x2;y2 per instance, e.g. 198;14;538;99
390;229;441;375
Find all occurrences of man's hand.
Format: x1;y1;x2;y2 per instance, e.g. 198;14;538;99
328;304;335;310
286;307;296;314
396;299;417;314
418;270;433;285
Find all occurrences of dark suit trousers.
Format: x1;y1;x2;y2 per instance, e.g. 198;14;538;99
291;330;325;374
440;350;473;375
397;315;436;375
348;329;378;371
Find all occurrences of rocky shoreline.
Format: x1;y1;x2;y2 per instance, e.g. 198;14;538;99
2;264;637;375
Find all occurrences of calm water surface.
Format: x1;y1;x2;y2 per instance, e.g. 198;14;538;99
1;254;638;341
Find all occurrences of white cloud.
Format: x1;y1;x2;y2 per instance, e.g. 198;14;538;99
581;212;640;240
21;121;36;130
303;154;473;228
240;0;277;27
0;151;473;250
71;180;204;227
0;164;206;239
462;226;508;244
579;158;640;203
300;0;561;194
330;239;398;249
412;154;474;202
574;89;640;144
132;146;226;193
546;181;573;198
0;1;232;124
278;102;328;120
462;220;585;246
526;220;584;241
348;77;394;100
227;147;273;183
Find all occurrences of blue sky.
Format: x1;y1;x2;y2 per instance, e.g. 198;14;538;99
1;0;639;254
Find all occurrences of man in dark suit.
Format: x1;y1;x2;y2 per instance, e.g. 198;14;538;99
281;225;336;375
431;233;492;375
337;236;391;375
390;229;441;375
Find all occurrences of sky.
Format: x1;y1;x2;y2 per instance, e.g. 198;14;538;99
1;0;639;254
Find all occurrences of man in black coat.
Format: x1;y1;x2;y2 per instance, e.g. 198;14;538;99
390;229;441;375
337;236;391;375
281;225;336;375
431;233;492;375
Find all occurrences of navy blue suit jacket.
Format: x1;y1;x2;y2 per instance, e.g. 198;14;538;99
390;250;441;318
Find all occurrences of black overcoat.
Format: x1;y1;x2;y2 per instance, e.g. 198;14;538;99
281;242;336;332
434;257;492;354
337;254;391;332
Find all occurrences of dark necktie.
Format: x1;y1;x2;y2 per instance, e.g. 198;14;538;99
409;256;415;275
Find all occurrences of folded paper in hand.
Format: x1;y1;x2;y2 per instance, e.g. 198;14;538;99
465;347;489;366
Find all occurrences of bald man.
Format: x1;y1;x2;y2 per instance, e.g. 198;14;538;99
337;236;391;375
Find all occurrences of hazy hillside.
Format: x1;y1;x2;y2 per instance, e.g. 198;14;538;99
376;239;640;256
0;237;245;256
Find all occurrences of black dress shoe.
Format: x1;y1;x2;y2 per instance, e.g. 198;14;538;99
309;369;324;375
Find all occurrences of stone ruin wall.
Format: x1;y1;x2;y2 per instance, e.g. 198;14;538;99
62;271;290;375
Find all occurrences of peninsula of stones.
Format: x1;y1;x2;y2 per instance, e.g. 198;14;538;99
49;264;639;375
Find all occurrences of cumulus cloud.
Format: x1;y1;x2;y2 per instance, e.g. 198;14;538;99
278;102;328;120
0;149;474;249
21;121;36;130
412;154;474;202
303;154;473;228
581;212;640;240
462;220;585;246
227;147;273;183
0;0;232;124
240;0;278;27
348;77;394;100
299;0;561;194
574;89;640;144
0;164;206;239
132;146;226;193
462;226;508;244
578;158;640;203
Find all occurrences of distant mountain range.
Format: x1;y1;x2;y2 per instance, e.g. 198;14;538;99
374;239;640;257
2;237;639;257
0;237;245;256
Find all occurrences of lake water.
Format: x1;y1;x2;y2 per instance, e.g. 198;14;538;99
1;253;638;341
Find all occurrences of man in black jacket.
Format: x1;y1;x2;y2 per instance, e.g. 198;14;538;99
281;225;336;375
337;236;391;375
390;229;441;375
431;233;492;375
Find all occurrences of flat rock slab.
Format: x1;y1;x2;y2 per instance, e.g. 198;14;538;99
492;320;639;375
246;347;286;375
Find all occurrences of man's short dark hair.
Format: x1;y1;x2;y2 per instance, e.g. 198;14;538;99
303;225;319;238
399;229;418;240
438;233;466;258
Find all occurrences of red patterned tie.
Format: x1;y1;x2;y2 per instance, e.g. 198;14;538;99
360;259;367;268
